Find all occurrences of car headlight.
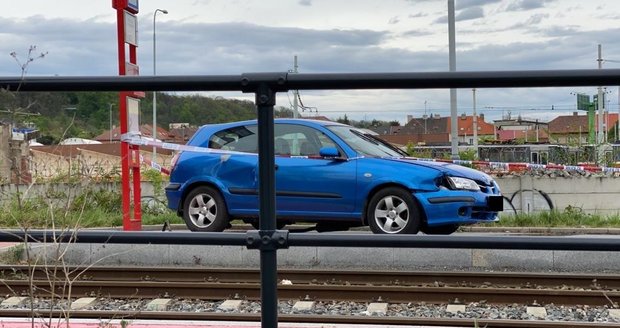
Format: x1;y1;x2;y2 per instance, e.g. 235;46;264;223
447;177;480;191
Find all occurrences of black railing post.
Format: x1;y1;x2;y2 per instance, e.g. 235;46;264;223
255;81;279;328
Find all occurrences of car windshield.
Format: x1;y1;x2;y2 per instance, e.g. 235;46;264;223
327;125;407;158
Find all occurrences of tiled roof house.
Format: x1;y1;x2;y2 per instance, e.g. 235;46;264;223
548;112;618;144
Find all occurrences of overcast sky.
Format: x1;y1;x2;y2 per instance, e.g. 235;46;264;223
2;0;619;124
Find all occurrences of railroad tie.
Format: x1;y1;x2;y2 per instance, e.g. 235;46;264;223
366;302;388;316
218;299;244;311
526;306;547;319
292;301;315;312
146;298;173;311
446;304;466;314
0;297;28;307
70;297;98;310
609;309;620;321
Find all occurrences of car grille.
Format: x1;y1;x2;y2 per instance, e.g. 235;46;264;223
476;181;499;195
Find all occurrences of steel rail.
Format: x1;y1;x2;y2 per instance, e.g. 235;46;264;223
3;265;619;289
1;280;618;306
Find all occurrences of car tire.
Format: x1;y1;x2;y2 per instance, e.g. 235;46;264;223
423;224;459;235
367;187;421;234
182;186;229;232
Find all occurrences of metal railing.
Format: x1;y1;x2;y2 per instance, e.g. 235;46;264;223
2;68;620;328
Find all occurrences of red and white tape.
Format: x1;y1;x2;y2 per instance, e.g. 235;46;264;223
122;133;620;175
122;133;254;175
413;157;620;174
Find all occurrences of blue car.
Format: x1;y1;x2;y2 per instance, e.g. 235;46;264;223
165;119;502;234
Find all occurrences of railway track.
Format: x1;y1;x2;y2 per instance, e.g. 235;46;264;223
1;265;620;327
3;265;618;289
1;279;618;306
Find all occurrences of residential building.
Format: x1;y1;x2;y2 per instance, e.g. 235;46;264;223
548;112;618;145
493;115;549;143
94;124;172;143
377;113;494;147
28;143;174;182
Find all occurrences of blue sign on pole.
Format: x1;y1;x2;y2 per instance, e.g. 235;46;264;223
127;0;139;13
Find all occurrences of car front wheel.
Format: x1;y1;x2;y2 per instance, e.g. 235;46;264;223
182;186;229;232
367;187;421;234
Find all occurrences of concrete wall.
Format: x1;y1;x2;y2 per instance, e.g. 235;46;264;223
0;175;617;216
0;181;157;205
495;175;620;216
23;242;620;272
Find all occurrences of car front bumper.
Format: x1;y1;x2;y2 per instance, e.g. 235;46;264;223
416;189;502;227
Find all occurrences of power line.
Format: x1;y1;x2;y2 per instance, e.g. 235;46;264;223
296;91;318;116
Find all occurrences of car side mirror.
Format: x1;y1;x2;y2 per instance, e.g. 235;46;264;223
319;147;340;158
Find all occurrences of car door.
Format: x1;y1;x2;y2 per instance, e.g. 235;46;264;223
273;123;357;216
207;124;260;214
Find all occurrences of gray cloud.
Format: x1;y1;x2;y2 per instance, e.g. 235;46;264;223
388;16;400;25
456;7;485;21
408;12;427;18
459;26;620;71
401;29;434;38
298;0;312;6
0;16;118;76
524;13;549;25
405;0;500;9
505;0;554;12
1;13;617;114
434;6;484;24
455;0;502;10
2;13;615;77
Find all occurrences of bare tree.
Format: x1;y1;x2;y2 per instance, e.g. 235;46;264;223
2;46;48;208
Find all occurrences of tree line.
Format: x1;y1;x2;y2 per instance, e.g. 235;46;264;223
0;91;401;145
0;91;261;144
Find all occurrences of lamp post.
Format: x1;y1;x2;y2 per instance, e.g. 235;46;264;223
153;8;168;162
109;103;115;143
472;88;478;159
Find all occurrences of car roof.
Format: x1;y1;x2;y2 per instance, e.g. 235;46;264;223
200;118;348;130
188;118;350;146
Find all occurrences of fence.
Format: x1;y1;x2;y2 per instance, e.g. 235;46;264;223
1;69;620;327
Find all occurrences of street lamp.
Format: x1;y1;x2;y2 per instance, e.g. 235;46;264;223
109;103;115;143
153;8;168;161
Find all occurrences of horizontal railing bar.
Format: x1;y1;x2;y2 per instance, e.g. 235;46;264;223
1;230;620;251
0;69;618;92
285;69;620;90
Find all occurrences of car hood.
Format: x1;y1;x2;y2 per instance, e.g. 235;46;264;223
385;157;495;185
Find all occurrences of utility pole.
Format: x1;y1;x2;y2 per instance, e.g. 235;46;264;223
153;8;168;162
598;50;620;143
109;103;115;143
292;55;299;118
597;44;604;146
472;88;478;159
596;44;605;165
424;100;427;134
448;0;459;159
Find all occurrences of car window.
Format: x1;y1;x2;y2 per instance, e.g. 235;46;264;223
209;125;258;153
275;124;339;156
206;123;340;156
327;125;403;157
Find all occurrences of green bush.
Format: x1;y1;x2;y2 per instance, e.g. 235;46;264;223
72;189;121;213
488;209;620;228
